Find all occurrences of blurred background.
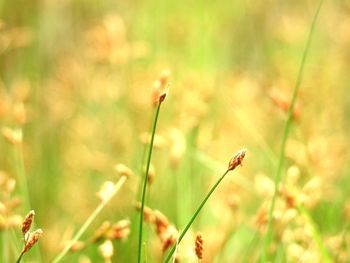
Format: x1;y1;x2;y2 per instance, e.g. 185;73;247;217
1;0;350;262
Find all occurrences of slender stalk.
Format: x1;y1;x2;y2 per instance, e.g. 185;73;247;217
137;102;162;263
13;129;43;262
163;169;230;263
261;0;324;261
163;149;245;262
297;205;332;263
15;252;24;263
51;175;127;263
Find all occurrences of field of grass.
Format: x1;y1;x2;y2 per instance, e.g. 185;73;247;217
1;0;350;262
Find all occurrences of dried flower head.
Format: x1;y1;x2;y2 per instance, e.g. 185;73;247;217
70;241;86;252
160;225;178;252
21;228;43;254
22;210;35;237
158;89;168;104
195;233;204;260
91;221;111;243
135;203;155;223
2;127;22;145
106;219;130;240
228;149;246;171
152;69;171;106
98;240;114;260
153;210;170;236
97;181;115;202
114;163;133;177
143;163;155;185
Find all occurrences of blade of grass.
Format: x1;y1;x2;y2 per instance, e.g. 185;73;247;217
163;169;230;263
137;99;164;263
13;128;42;263
297;204;332;263
163;149;246;263
51;175;127;263
261;0;324;261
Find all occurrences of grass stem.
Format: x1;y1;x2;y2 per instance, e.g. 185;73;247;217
137;101;163;263
163;169;230;263
261;0;324;261
51;175;127;263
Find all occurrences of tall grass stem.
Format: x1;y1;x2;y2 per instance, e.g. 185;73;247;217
163;169;230;263
51;175;127;263
261;0;324;261
137;102;162;263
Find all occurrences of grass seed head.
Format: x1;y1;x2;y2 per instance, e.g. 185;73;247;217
195;232;204;260
228;148;246;171
97;181;116;202
114;163;133;177
135;202;155;223
22;210;35;236
2;127;22;145
70;241;86;252
21;228;43;254
91;221;111;243
106;219;130;240
98;239;114;260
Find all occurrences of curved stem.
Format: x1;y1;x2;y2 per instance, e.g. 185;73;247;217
163;169;230;263
137;102;162;263
16;252;24;263
261;0;324;261
51;176;127;263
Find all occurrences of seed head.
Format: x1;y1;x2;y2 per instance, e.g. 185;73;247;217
21;228;43;254
228;149;246;171
22;210;35;237
114;163;133;177
2;127;22;145
152;69;171;106
98;240;114;260
91;221;111;243
97;181;115;202
158;89;168;104
195;233;204;260
135;202;155;223
106;219;131;240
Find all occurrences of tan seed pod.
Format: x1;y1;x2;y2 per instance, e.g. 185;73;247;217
22;210;35;236
2;127;22;145
228;149;246;171
114;163;133;177
98;240;114;260
91;221;111;243
21;228;43;254
195;233;204;260
106;219;130;240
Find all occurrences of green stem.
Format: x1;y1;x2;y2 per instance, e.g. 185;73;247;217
261;0;324;261
297;205;332;263
163;169;230;263
14;130;43;262
51;176;127;263
16;252;24;263
137;102;162;263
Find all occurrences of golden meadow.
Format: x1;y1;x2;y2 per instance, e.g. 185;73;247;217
1;0;350;262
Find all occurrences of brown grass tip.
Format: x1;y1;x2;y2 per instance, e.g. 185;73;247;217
22;210;35;237
114;163;133;177
21;228;43;254
228;148;246;171
106;219;131;240
195;232;204;260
